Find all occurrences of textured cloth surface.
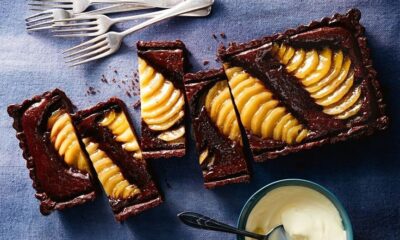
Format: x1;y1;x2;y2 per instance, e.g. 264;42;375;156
0;1;399;239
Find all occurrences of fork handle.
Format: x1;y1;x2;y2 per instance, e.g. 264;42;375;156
110;6;208;24
84;4;151;15
90;0;168;8
119;0;213;37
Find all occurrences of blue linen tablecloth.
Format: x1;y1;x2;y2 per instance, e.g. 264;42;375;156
0;0;399;239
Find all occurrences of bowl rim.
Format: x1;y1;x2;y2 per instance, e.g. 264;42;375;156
237;178;353;240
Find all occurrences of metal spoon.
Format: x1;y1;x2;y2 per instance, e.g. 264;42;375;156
178;212;291;240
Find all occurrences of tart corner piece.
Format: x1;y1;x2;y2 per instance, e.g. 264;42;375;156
218;8;388;162
137;40;188;159
184;69;250;188
73;97;162;221
7;89;96;215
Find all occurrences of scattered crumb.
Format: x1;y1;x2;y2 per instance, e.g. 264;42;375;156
133;100;141;109
212;33;217;39
100;74;108;83
98;69;141;107
220;32;226;38
87;86;97;95
203;60;209;66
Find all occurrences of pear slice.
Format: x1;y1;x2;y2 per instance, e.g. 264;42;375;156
157;125;185;142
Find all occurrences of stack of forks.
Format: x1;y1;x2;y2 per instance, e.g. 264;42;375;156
26;0;214;66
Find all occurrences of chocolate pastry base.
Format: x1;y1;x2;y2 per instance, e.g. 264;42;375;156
218;9;389;161
184;69;250;188
137;40;188;159
7;89;96;215
73;98;162;221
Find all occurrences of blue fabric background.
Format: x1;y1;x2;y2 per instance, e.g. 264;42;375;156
0;1;399;239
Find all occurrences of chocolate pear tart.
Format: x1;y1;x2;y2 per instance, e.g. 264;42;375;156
7;89;96;215
184;69;250;188
218;9;388;161
137;41;188;159
73;98;162;221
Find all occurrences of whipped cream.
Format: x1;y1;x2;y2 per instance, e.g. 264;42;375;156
245;186;347;240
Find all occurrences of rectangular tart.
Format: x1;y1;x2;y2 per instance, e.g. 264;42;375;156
137;40;188;159
218;9;389;161
7;89;96;215
184;69;250;188
73;98;162;221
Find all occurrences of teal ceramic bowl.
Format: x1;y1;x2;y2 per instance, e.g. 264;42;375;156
237;179;353;240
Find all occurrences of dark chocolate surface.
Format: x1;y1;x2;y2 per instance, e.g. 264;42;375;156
137;41;188;159
218;9;389;161
184;69;250;188
73;98;162;221
7;89;96;215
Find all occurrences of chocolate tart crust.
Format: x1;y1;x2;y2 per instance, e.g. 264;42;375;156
73;98;162;221
184;69;250;188
137;40;188;159
7;89;96;215
218;9;389;161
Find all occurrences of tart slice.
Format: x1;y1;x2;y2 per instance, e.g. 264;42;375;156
7;89;96;215
184;69;250;188
218;9;388;161
73;98;162;221
137;40;188;159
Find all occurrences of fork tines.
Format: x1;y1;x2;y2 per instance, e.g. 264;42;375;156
28;0;73;11
63;35;111;66
25;10;54;31
52;17;99;37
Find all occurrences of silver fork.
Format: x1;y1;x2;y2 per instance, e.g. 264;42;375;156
63;0;214;66
52;6;212;37
26;5;149;31
28;0;186;14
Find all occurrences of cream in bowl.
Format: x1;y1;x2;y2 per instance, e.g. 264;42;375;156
238;179;353;240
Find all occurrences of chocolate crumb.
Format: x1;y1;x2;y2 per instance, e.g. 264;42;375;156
212;33;217;39
114;70;118;74
133;100;141;109
203;60;209;66
100;74;108;83
220;32;226;38
112;78;116;83
126;91;132;98
87;86;97;95
122;80;126;84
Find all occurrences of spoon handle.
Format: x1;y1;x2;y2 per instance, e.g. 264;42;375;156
178;212;265;240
